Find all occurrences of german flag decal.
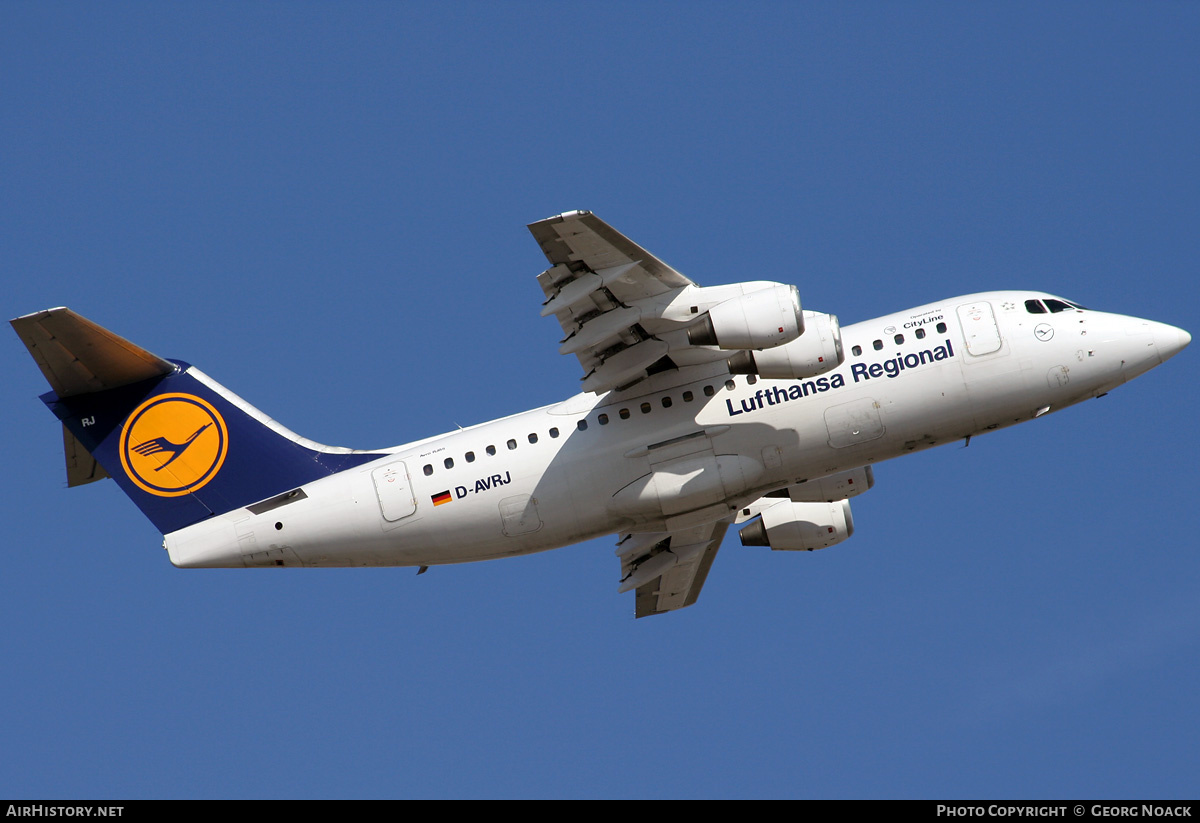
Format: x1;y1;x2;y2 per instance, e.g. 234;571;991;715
431;490;452;506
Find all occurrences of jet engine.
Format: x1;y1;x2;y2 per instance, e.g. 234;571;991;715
783;466;873;502
686;284;803;350
738;499;854;551
726;311;843;379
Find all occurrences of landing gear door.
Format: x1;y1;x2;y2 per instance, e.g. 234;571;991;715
957;302;1003;356
372;462;417;522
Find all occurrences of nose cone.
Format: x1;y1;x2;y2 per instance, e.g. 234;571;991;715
1153;322;1191;364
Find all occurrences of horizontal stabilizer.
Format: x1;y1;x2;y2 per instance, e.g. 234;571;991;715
10;308;174;398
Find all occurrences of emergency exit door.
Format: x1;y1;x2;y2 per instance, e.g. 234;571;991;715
372;462;417;521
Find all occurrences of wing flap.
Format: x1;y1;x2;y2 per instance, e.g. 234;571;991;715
648;534;722;612
530;211;710;394
559;306;642;355
580;338;669;394
618;518;730;618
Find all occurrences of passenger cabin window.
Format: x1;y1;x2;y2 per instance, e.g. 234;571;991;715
747;375;757;385
936;322;947;333
661;396;672;408
507;439;517;450
703;385;715;397
528;433;537;444
894;334;904;345
619;408;630;420
640;402;651;414
549;427;559;438
598;413;609;425
682;391;694;402
466;451;475;463
444;458;454;469
851;345;862;356
725;379;736;390
873;339;883;351
576;419;587;431
423;464;433;476
915;328;926;340
486;445;497;456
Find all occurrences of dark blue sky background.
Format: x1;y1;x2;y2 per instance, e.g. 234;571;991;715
3;2;1197;798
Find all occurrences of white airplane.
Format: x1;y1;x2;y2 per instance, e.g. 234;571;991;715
12;211;1191;617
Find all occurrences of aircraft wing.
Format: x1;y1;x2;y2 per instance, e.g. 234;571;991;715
616;518;731;618
528;209;694;297
529;211;718;394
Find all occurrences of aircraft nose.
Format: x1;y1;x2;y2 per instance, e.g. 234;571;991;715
1152;322;1191;364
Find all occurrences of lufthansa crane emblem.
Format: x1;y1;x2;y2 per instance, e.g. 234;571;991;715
119;393;228;496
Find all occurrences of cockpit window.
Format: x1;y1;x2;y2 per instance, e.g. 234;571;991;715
1044;299;1078;313
1028;297;1087;313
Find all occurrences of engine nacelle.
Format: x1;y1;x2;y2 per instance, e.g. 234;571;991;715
738;499;854;551
786;466;874;502
726;311;843;379
687;283;803;350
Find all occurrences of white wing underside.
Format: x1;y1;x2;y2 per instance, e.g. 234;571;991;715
616;518;731;618
528;211;734;395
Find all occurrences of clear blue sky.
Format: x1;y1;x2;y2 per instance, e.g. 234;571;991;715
3;2;1197;799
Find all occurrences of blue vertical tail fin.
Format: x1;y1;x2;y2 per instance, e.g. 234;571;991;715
12;308;381;534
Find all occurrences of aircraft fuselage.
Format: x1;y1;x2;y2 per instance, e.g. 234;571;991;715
163;290;1183;569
